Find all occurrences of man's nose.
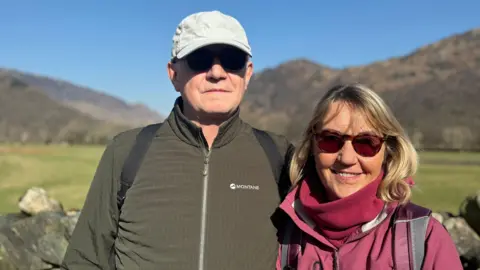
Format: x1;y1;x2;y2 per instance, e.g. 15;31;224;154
206;58;227;80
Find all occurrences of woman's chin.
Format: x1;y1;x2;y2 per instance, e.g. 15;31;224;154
329;185;363;200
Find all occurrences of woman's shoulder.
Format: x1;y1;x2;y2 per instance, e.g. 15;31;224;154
391;202;456;249
389;202;462;268
393;201;432;221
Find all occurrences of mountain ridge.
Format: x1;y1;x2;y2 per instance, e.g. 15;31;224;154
1;27;478;149
1;67;164;128
0;72;128;144
241;27;480;150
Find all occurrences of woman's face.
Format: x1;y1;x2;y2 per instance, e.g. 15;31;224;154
312;102;386;200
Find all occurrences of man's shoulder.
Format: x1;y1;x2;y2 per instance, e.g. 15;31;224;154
112;122;164;144
112;126;143;144
107;122;165;158
245;125;294;155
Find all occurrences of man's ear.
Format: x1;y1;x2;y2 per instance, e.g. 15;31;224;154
244;61;254;90
167;61;180;92
167;61;176;81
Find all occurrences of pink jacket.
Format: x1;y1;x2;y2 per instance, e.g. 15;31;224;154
273;186;463;270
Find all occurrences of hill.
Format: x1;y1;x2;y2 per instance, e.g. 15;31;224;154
0;72;129;144
241;28;480;151
1;68;164;128
0;66;166;144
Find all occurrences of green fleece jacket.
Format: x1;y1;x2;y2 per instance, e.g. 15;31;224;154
61;97;293;270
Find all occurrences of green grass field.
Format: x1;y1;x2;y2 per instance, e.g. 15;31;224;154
0;145;479;214
0;144;105;214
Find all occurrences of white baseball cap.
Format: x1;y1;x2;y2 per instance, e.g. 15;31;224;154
171;10;252;60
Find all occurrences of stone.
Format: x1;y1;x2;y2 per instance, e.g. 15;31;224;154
0;231;53;270
37;232;69;266
443;217;480;269
0;211;71;269
18;187;64;215
61;212;80;237
2;186;480;269
460;191;480;236
0;212;29;229
432;212;443;224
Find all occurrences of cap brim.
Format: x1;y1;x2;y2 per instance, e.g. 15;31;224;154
175;38;252;59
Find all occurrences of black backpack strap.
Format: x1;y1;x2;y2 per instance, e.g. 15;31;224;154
117;123;163;211
252;128;283;180
252;128;294;200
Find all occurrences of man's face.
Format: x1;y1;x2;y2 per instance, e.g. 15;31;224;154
168;45;253;120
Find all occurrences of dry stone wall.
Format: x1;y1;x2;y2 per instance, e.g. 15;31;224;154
0;188;479;269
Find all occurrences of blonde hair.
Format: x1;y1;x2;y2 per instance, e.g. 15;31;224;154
289;83;418;204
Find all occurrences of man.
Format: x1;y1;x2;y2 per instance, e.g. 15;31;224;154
61;10;293;270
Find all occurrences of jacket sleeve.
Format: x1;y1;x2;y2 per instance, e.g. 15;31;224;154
61;139;119;269
422;218;463;270
275;243;282;270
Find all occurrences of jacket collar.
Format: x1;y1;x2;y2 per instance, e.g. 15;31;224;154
272;184;397;250
165;97;243;148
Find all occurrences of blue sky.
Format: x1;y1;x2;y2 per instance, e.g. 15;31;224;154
1;0;479;116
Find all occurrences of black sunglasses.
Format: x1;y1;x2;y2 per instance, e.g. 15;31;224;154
183;46;248;73
314;129;387;157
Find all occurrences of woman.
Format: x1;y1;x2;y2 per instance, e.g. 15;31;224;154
272;84;462;270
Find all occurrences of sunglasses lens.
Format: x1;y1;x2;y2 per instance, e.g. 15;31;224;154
316;131;384;157
185;47;247;72
352;135;383;157
316;133;343;153
186;49;214;72
219;47;247;71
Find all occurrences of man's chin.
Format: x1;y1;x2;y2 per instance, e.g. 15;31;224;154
203;105;237;115
199;108;237;121
203;109;232;118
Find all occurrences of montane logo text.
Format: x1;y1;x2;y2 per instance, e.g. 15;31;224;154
230;183;260;190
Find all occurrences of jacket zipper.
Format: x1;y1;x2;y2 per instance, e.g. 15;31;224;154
198;148;211;270
333;249;339;270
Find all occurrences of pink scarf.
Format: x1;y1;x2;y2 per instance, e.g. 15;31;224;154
298;172;385;248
